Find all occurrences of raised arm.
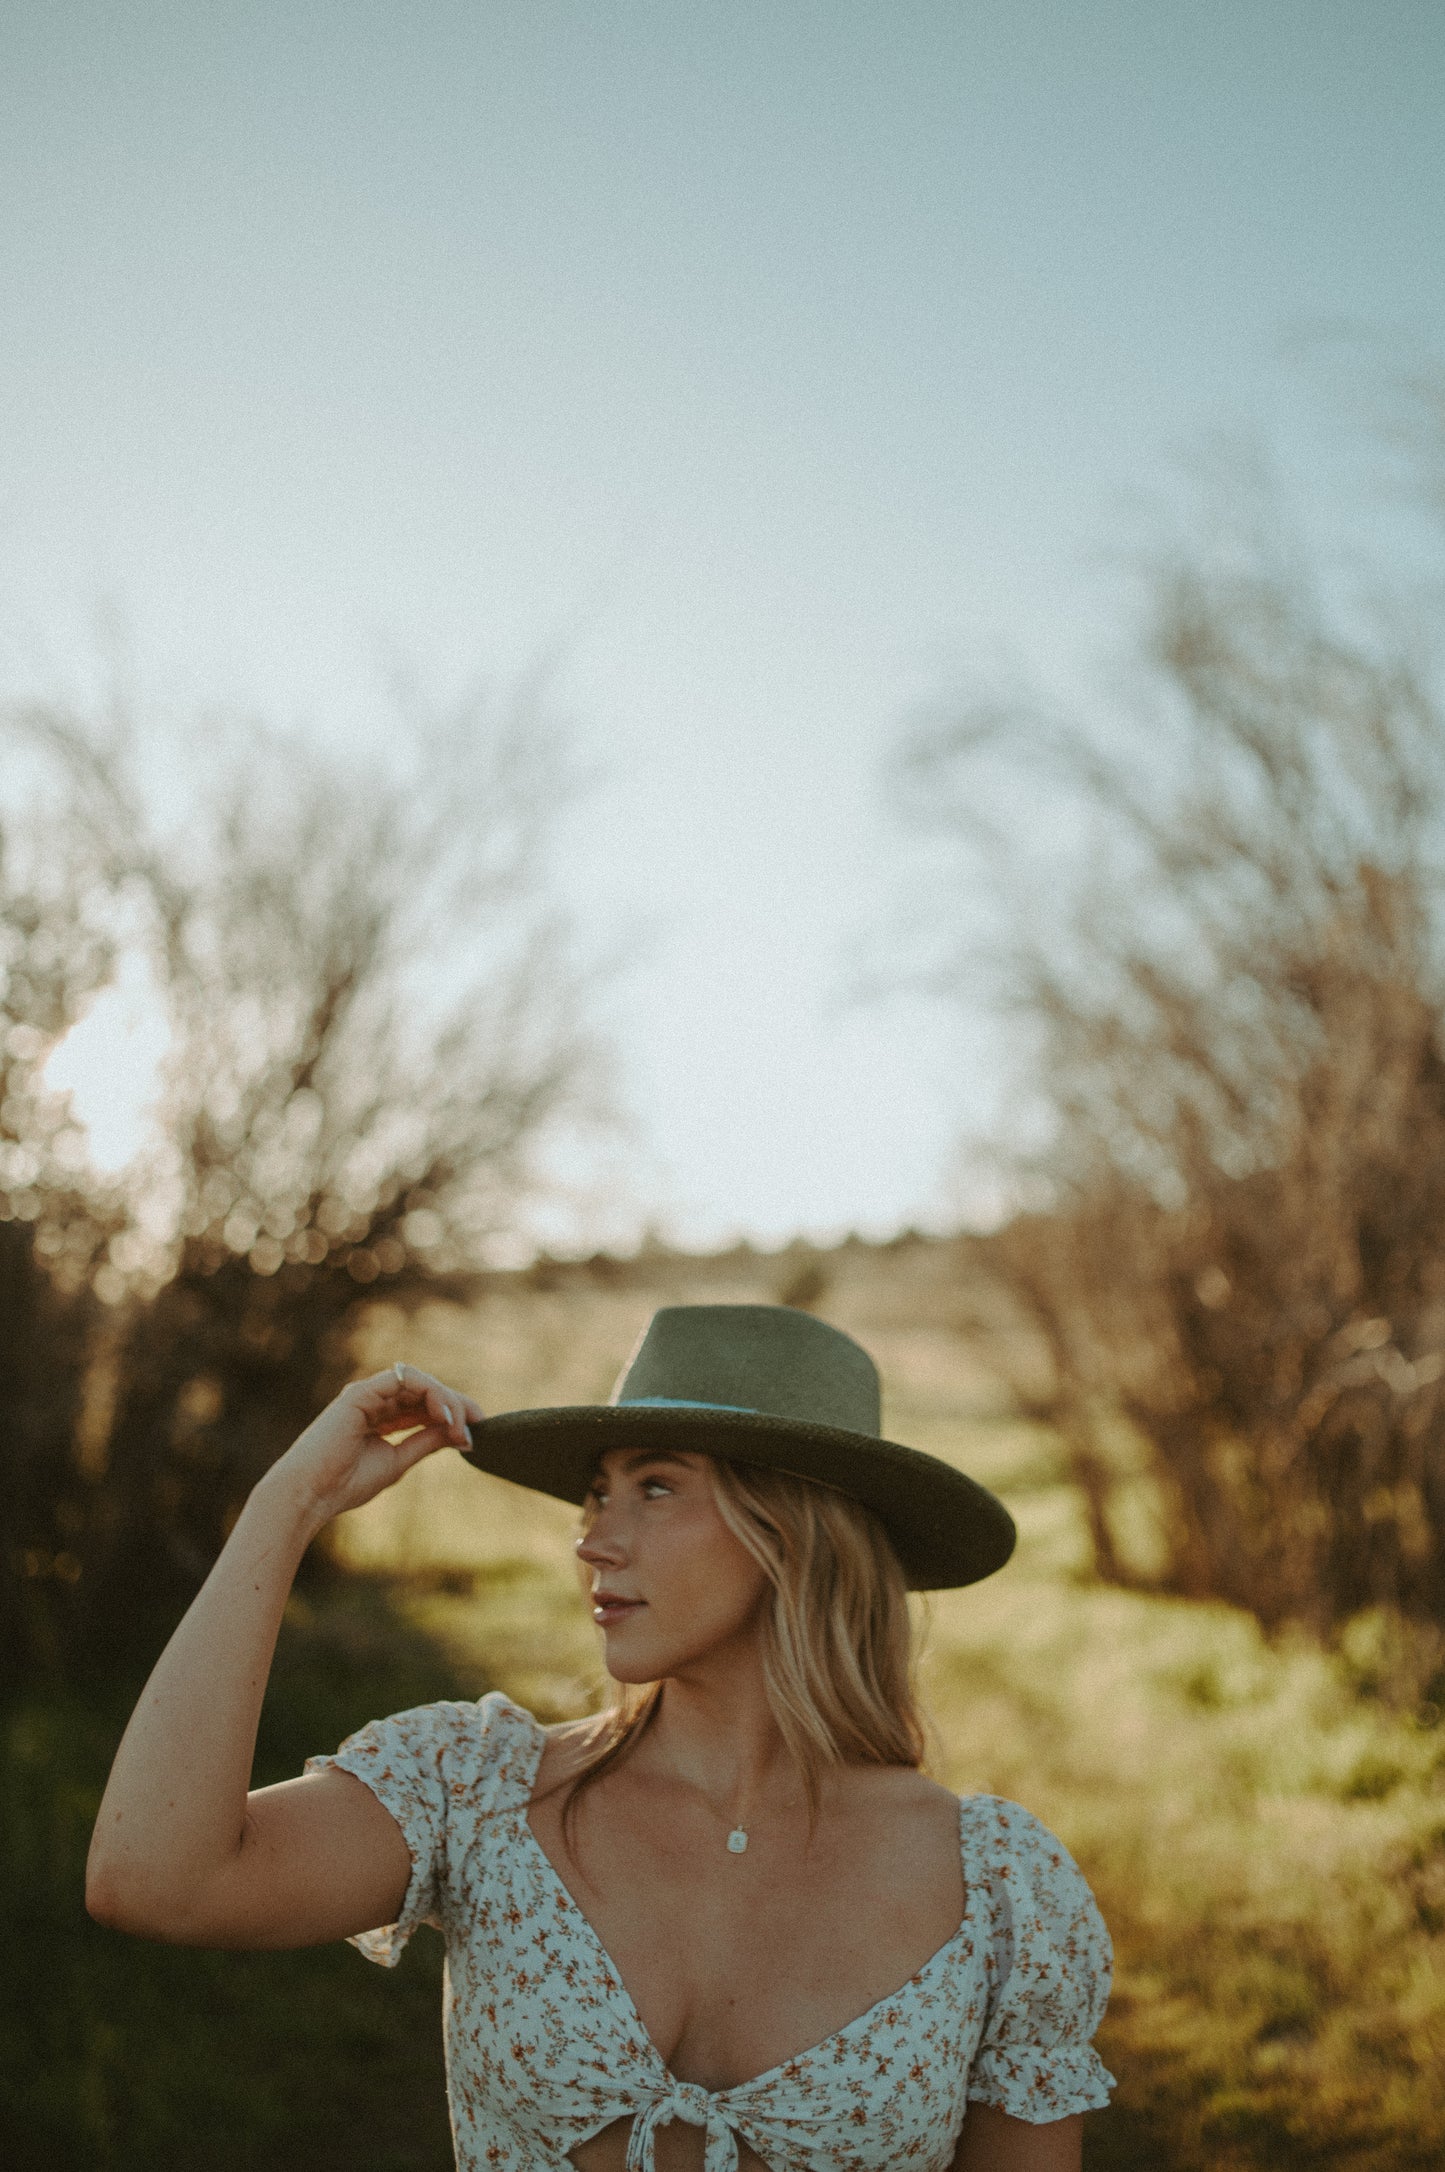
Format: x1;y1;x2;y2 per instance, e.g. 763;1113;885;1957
85;1365;483;1950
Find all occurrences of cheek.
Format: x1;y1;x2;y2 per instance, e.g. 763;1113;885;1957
646;1513;768;1636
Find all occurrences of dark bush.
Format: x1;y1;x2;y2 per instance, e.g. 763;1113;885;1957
1;695;598;1679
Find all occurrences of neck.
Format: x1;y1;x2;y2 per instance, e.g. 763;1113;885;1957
636;1633;797;1819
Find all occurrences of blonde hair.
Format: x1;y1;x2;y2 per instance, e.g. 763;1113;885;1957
560;1457;927;1844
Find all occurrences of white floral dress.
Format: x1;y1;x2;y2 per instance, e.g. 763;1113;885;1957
306;1691;1114;2171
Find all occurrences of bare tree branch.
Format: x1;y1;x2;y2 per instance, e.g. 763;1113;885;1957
898;381;1445;1656
0;679;604;1672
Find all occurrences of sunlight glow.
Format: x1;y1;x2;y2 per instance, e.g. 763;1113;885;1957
43;955;171;1175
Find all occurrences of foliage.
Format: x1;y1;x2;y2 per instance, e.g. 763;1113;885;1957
6;1245;1443;2170
0;1576;477;2171
319;1484;1445;2172
900;397;1445;1640
919;1572;1445;2172
345;1267;1445;2171
0;692;599;1680
0;807;127;1679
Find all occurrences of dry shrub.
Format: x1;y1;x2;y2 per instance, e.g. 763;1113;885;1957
901;389;1445;1651
0;692;600;1678
0;802;128;1680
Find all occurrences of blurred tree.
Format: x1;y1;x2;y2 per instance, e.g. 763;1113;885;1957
0;804;125;1682
898;394;1445;1643
2;691;600;1675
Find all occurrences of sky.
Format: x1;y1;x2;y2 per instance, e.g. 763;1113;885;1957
5;2;1445;1249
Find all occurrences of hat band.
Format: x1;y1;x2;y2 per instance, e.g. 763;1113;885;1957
616;1395;759;1414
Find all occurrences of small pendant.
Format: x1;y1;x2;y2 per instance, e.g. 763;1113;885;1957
726;1827;748;1854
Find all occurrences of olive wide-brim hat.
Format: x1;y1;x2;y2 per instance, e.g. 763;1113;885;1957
462;1302;1015;1590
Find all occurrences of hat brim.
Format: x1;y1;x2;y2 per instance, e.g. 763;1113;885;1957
461;1403;1015;1591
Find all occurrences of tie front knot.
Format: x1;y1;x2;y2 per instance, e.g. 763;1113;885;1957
625;2083;740;2172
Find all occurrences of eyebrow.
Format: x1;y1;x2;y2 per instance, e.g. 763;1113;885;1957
593;1448;698;1479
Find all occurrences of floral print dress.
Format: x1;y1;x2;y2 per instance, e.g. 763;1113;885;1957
306;1692;1114;2171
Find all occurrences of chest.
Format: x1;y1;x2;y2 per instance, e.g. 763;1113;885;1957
523;1779;965;2093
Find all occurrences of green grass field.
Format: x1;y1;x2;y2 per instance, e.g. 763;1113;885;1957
349;1242;1445;2169
2;1579;464;2170
6;1237;1443;2167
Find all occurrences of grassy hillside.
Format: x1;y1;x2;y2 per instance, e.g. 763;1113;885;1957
7;1234;1442;2168
349;1236;1445;2169
2;1579;472;2170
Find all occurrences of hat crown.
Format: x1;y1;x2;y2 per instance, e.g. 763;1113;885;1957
612;1304;881;1437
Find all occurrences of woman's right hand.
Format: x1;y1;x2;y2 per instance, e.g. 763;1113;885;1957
269;1364;487;1528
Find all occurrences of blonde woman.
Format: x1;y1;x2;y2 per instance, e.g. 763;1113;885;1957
88;1304;1114;2171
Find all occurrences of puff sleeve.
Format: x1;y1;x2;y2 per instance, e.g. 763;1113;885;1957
964;1797;1115;2122
303;1696;484;1967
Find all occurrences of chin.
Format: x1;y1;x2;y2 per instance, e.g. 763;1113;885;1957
598;1625;673;1684
599;1616;749;1685
602;1652;664;1686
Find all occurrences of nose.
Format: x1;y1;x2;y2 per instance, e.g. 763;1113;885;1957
575;1515;625;1568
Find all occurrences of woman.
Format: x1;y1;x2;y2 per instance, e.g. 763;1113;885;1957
88;1303;1114;2170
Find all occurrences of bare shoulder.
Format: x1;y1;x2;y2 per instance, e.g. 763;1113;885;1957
532;1716;604;1795
836;1762;961;1821
830;1763;964;1875
824;1765;965;1938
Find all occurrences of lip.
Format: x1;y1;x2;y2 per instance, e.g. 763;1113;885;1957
591;1593;646;1627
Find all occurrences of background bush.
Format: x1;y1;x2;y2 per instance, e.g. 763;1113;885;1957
899;386;1445;1661
2;1577;473;2171
0;693;598;1683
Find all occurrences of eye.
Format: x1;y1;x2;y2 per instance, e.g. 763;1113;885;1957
640;1475;673;1498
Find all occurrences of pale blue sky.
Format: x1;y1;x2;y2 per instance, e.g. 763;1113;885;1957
4;3;1443;1246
